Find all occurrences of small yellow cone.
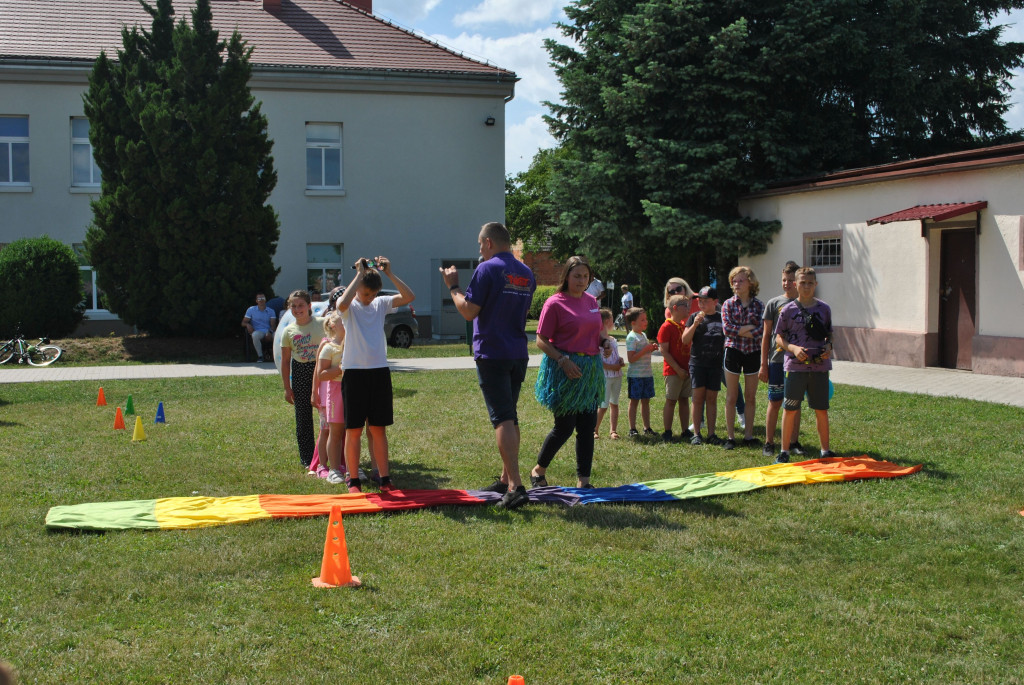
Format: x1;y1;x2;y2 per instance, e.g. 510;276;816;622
132;415;147;442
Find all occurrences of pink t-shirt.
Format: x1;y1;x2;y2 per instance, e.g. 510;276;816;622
537;292;603;354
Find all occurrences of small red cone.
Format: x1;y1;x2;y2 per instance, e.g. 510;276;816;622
312;505;361;588
96;387;107;406
508;676;525;685
113;407;126;430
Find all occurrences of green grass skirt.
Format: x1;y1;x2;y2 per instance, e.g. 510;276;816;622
535;352;605;416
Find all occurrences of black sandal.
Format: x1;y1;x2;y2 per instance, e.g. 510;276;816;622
529;473;548;488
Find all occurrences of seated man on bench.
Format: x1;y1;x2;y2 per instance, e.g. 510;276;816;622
242;292;277;362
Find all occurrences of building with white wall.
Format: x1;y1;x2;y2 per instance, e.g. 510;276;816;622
739;143;1024;377
0;0;515;336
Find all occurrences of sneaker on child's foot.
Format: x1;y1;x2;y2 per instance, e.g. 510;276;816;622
481;478;509;494
762;441;776;458
706;434;723;446
379;482;396;493
643;428;657;437
496;485;528;510
742;437;760;448
738;415;746;430
681;429;694;441
790;441;805;456
369;469;381;485
690;433;703;446
327;469;347;485
723;438;736;450
661;430;673;442
775;451;790;464
820;450;836;458
628;428;640;439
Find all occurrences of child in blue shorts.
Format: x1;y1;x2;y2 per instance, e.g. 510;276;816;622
625;307;658;438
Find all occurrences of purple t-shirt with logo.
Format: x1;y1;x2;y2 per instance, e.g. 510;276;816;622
776;298;833;372
465;252;536;359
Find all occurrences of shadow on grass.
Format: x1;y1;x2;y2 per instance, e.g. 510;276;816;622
393;387;417;399
0;420;21;427
388;460;452;490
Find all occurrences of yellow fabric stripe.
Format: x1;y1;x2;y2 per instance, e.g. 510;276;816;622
154;495;271;530
717;463;846;487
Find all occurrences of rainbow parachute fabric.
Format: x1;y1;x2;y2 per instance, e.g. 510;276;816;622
45;456;920;532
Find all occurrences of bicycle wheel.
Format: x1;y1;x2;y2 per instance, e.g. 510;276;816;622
27;345;62;366
0;342;14;364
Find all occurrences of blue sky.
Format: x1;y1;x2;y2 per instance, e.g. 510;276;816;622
373;1;1024;177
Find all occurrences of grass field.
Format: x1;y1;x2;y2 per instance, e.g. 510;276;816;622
1;369;1023;683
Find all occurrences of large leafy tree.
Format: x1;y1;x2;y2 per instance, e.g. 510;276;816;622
84;0;279;336
505;146;579;257
545;0;1024;306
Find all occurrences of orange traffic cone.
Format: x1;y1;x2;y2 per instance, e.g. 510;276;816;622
96;387;107;406
132;415;147;442
508;676;525;685
311;505;361;588
113;407;126;430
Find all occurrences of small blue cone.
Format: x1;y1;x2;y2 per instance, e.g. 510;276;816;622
154;401;166;424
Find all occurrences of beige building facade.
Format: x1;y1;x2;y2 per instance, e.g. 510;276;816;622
740;143;1024;377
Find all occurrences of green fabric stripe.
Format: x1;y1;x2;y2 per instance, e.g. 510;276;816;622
640;474;763;500
45;499;159;531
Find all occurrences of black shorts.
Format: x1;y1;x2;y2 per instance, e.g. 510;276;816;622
723;348;759;375
784;371;830;411
341;367;394;427
476;358;528;428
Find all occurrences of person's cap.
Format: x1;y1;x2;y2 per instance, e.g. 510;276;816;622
696;286;717;299
328;287;344;303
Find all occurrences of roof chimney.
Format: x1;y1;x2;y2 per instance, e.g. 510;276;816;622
347;0;372;12
263;0;281;12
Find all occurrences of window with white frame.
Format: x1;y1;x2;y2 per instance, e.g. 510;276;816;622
804;230;843;273
71;118;101;187
73;243;109;312
0;116;30;185
307;243;344;294
306;123;342;189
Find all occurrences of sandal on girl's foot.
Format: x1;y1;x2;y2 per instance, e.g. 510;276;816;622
609;431;620;440
529;473;548;488
593;431;600;439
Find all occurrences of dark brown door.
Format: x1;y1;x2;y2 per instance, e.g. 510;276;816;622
938;229;976;370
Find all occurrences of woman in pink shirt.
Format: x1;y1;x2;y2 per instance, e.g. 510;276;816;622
532;256;609;489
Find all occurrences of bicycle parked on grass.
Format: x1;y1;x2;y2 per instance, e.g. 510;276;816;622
0;327;62;366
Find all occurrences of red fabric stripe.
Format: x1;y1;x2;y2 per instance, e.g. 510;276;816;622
795;456;922;479
365;489;491;510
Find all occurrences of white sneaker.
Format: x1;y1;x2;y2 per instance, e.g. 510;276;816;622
738;415;746;430
327;469;347;485
688;423;695;432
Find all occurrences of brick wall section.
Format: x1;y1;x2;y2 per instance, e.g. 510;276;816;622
514;248;562;285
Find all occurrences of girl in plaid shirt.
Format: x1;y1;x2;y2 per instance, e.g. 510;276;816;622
721;266;764;450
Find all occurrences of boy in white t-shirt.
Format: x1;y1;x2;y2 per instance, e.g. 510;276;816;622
336;256;415;493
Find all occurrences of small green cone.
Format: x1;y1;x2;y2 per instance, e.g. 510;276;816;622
125;394;135;415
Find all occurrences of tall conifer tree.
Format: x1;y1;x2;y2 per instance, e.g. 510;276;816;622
545;0;1024;309
84;0;279;336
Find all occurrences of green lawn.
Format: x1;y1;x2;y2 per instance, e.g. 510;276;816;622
1;371;1022;683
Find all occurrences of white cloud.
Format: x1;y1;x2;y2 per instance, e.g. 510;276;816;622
505;113;557;176
373;0;441;22
434;26;565;106
454;0;563;28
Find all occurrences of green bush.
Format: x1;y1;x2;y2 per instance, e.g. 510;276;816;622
0;236;84;338
529;285;558;319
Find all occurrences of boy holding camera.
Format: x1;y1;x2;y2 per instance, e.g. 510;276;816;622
773;267;834;463
336;256;415;492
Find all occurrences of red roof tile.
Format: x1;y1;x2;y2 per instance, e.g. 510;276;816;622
0;0;514;78
866;201;988;225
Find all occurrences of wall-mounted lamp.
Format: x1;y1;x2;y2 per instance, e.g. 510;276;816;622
484;116;496;126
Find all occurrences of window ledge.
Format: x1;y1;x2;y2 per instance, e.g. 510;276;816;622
0;185;32;193
305;188;346;197
70;186;101;195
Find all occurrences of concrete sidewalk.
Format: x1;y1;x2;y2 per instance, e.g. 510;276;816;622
2;351;1022;407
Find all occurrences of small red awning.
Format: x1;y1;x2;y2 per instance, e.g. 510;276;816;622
867;201;987;225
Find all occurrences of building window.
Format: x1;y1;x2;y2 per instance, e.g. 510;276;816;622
73;244;108;312
804;230;843;273
307;243;344;294
306;123;342;189
0;116;30;184
71;118;101;187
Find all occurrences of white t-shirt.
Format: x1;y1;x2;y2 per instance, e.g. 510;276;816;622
341;295;395;369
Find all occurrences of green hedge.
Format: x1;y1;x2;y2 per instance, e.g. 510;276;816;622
529;285;558;319
0;236;85;338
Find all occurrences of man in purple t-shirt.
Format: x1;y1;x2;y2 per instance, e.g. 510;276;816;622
773;267;835;463
440;222;536;509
